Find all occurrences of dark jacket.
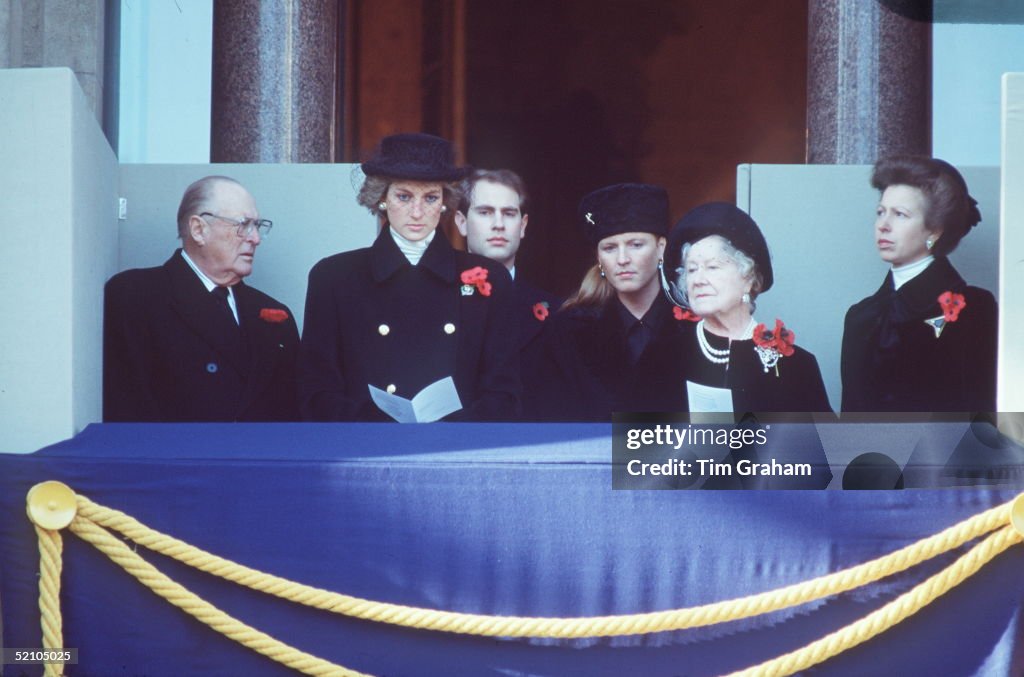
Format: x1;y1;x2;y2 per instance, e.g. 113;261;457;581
513;276;561;353
298;229;521;421
103;250;300;422
841;256;997;413
680;323;833;415
524;294;689;421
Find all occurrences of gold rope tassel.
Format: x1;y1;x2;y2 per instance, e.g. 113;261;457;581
73;493;1016;638
35;525;64;677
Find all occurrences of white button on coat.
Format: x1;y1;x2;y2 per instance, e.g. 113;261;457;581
386;384;397;394
378;324;390;336
443;323;456;335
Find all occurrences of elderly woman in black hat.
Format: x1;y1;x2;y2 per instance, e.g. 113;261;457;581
298;133;520;421
523;183;688;421
841;156;996;413
667;202;830;414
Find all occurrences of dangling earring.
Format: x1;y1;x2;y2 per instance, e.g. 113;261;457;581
599;266;606;278
742;292;751;306
657;259;664;271
926;238;934;250
378;201;387;210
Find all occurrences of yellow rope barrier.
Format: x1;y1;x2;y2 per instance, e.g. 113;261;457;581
35;525;64;677
67;516;370;677
726;525;1023;676
27;483;1024;677
73;493;1015;638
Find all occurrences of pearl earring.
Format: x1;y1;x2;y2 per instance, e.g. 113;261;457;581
742;292;751;305
441;205;448;213
378;201;387;210
599;266;606;278
926;238;934;250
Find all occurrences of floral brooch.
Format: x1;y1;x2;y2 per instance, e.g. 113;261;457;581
673;306;700;322
532;301;550;321
924;291;966;338
460;266;492;297
259;308;289;323
752;319;795;375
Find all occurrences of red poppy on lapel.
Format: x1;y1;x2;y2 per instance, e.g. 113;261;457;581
259;308;290;323
673;306;700;322
753;319;795;357
532;302;550;321
460;266;492;297
938;291;966;323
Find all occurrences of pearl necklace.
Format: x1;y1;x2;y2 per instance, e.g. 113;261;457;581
696;318;757;365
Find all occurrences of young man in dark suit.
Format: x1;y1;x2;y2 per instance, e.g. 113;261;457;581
103;176;300;421
455;169;560;353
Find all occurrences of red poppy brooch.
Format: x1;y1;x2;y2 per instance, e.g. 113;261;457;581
259;308;289;323
673;306;700;322
532;301;550;321
460;266;492;297
752;319;795;375
924;291;966;338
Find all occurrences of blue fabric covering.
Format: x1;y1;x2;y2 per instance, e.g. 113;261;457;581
1;423;1023;676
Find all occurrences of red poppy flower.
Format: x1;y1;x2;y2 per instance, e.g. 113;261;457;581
460;266;491;296
532;302;550;321
752;319;795;356
460;266;488;285
673;306;700;322
259;308;289;323
938;291;966;323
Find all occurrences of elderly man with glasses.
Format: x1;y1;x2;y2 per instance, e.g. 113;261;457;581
103;175;300;421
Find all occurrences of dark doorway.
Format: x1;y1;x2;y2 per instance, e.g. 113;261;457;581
463;0;809;296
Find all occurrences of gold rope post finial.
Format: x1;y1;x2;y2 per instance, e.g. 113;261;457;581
27;481;77;677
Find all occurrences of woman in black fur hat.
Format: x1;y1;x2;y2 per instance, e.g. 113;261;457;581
523;183;689;421
841;156;996;413
666;202;831;415
298;133;520;421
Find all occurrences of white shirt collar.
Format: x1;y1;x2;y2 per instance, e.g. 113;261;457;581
891;255;934;290
181;249;219;292
509;265;517;280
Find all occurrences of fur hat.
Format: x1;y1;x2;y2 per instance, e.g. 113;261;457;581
578;183;669;245
361;133;468;181
667;202;773;293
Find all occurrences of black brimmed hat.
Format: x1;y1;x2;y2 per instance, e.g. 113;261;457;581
667;202;773;292
361;133;468;181
578;183;669;245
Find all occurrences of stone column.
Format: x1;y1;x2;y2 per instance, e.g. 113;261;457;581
211;0;340;163
0;0;110;136
807;0;931;163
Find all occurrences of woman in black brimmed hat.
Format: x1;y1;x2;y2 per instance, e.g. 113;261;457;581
298;133;520;421
523;183;689;421
841;156;996;413
666;202;831;414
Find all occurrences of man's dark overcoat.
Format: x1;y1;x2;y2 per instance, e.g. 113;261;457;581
841;256;997;413
103;250;300;422
298;229;521;421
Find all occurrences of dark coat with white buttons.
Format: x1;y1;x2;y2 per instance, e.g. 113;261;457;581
103;250;300;422
298;228;521;421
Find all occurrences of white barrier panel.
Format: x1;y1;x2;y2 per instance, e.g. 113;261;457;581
1000;73;1024;412
0;68;118;454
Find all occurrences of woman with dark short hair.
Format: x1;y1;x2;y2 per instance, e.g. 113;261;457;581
524;183;688;421
841;156;996;413
298;133;520;421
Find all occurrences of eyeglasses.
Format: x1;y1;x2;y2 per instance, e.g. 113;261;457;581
200;212;273;237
